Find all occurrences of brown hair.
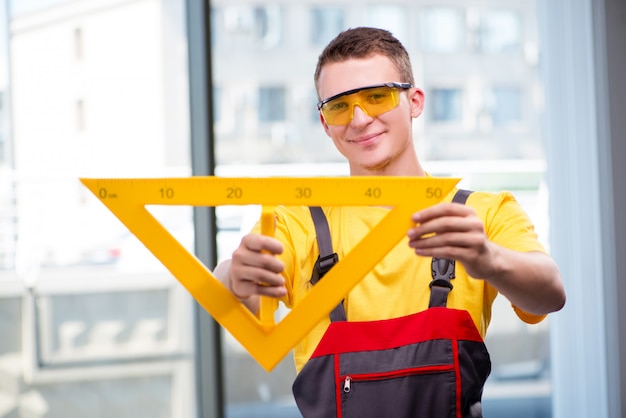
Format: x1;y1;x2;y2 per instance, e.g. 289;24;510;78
314;27;415;94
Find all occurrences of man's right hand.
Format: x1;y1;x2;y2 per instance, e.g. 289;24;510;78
213;233;286;313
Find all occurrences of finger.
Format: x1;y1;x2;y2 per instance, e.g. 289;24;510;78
234;252;285;274
229;270;286;300
411;202;473;223
409;231;474;250
408;217;472;241
409;210;484;240
233;243;285;274
233;278;286;297
411;244;474;261
241;234;284;255
231;264;285;287
256;282;287;298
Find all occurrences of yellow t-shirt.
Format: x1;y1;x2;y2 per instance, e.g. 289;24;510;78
253;188;547;373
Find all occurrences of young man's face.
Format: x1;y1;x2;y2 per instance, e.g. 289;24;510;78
316;54;424;175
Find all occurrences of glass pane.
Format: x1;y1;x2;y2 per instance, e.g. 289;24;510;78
213;1;554;417
1;0;197;415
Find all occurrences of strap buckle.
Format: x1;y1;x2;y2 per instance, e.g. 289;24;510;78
430;257;456;289
429;278;454;290
309;253;339;285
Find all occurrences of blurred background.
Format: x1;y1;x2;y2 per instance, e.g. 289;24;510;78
0;0;624;417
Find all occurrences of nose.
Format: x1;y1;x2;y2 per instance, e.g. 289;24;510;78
350;103;373;125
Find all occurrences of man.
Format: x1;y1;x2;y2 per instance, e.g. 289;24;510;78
214;26;565;415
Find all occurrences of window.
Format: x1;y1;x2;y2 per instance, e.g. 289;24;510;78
0;91;4;153
258;86;286;122
479;10;521;53
430;88;463;122
219;5;283;49
0;4;7;165
212;86;222;123
3;0;197;415
254;6;282;48
365;5;408;45
420;7;464;53
310;7;344;46
491;86;522;125
75;99;85;132
310;88;321;124
74;27;83;60
211;1;556;417
210;7;219;46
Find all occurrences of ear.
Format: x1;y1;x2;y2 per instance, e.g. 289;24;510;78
408;88;425;119
319;111;331;135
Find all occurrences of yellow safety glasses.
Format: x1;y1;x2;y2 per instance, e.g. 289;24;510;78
317;82;412;126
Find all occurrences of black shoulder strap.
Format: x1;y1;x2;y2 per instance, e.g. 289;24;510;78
428;189;473;308
451;188;472;205
308;207;345;322
308;206;338;285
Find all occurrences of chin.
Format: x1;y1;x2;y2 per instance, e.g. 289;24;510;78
357;157;393;173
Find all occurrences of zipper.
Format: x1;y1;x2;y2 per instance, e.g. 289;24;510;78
342;364;454;394
343;376;351;392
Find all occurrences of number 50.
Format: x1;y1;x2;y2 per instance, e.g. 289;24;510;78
426;187;442;199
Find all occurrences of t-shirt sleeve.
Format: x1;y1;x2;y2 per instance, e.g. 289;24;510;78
477;191;548;324
481;191;547;254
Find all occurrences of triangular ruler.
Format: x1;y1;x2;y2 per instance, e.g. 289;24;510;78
80;176;459;371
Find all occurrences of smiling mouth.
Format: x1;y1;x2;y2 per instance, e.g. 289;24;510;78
350;133;381;143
